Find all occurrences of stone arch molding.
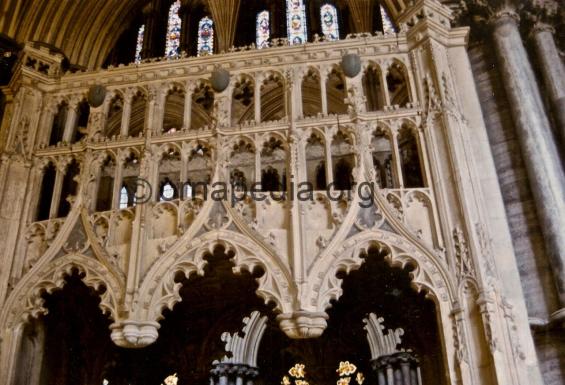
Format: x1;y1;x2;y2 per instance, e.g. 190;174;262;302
120;229;296;347
0;252;122;331
307;229;457;314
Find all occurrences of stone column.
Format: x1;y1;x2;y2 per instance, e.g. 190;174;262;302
120;91;133;137
210;363;259;385
62;103;78;143
529;22;565;147
491;11;565;312
370;352;422;385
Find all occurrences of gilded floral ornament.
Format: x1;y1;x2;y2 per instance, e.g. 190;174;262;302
355;372;365;384
337;361;357;376
289;363;306;378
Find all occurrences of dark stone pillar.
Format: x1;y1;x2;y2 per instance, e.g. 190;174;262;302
210;363;259;385
370;352;422;385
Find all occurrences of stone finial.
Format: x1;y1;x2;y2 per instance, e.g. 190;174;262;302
363;313;405;359
216;311;268;367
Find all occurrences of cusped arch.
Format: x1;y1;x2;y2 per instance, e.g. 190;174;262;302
137;230;294;324
308;229;456;313
0;253;122;331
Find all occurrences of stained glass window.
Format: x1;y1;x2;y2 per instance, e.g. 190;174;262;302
320;4;339;41
161;182;175;201
197;17;214;56
134;24;145;63
286;0;307;45
119;186;129;209
380;5;395;34
256;10;270;49
165;0;182;58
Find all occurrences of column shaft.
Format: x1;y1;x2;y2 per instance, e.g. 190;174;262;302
491;13;565;308
530;24;565;147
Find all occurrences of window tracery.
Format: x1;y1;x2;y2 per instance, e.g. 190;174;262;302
320;4;339;41
286;0;307;45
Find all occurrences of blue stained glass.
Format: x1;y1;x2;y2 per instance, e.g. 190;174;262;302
165;0;182;58
256;10;270;49
286;0;307;45
135;24;145;63
320;4;339;41
197;17;214;56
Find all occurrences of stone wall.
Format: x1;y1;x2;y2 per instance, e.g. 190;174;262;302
467;42;564;385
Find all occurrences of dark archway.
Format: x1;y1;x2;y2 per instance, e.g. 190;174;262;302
257;246;445;385
104;246;273;385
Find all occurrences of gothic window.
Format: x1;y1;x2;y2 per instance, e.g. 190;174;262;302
305;133;326;190
326;67;347;114
286;0;307;45
372;129;395;188
161;181;175;201
49;102;68;146
256;10;270;49
197;17;214;56
331;130;355;190
165;0;182;58
119;186;129;209
380;5;395;34
158;148;181;201
260;73;285;122
72;100;90;143
302;67;322;117
398;125;424;188
135;24;145;63
386;61;410;107
105;94;123;137
163;85;185;133
36;162;56;221
363;64;386;111
320;4;339;41
96;156;115;212
261;137;286;192
231;75;255;125
58;159;80;218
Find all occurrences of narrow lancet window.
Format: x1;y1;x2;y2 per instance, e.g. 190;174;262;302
320;4;339;41
256;10;270;49
165;0;182;58
197;17;214;56
286;0;307;45
135;24;145;63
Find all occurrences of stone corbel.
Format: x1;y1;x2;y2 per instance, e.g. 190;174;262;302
276;311;329;339
110;320;160;348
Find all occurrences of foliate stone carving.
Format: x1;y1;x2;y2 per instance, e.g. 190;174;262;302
477;293;499;354
363;313;405;359
500;297;526;361
216;311;267;367
475;222;496;280
452;227;474;281
2;253;121;329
